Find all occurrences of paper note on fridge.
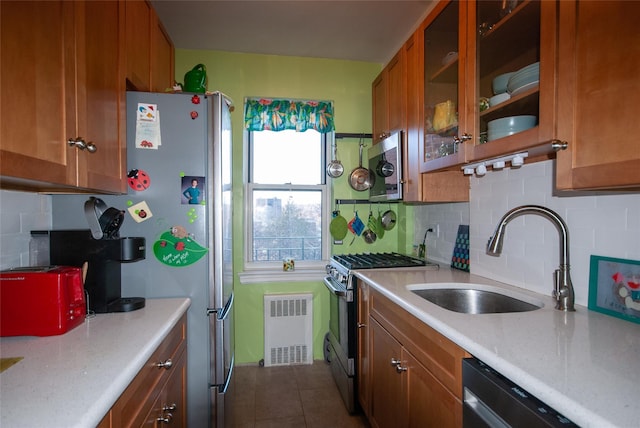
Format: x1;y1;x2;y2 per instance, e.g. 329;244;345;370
135;103;162;149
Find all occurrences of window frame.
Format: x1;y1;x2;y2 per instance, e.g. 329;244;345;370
242;129;332;276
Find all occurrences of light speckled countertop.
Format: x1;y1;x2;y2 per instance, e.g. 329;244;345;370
0;297;191;428
355;266;640;428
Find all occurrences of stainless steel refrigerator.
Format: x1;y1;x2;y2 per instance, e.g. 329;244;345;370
51;91;234;427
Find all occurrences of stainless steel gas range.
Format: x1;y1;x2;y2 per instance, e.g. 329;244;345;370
323;252;438;413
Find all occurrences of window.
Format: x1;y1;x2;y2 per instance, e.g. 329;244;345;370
245;129;330;270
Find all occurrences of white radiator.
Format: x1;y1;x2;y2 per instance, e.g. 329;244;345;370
263;293;313;366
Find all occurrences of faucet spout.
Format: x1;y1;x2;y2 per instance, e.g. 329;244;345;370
486;205;575;312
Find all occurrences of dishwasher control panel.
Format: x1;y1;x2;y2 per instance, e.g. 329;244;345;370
462;358;578;427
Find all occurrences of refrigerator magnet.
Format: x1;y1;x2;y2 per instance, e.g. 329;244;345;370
127;169;151;191
153;228;208;267
135;103;162;149
127;201;153;223
181;176;205;205
187;208;198;224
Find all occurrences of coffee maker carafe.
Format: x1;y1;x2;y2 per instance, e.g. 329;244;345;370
36;197;146;314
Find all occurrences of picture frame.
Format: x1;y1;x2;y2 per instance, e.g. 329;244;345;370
588;255;640;324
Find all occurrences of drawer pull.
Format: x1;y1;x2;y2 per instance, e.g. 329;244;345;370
157;412;173;424
163;403;177;412
156;358;173;370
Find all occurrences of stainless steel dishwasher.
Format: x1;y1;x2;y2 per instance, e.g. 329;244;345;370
462;358;578;427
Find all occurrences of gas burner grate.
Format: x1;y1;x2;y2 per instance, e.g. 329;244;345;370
331;252;427;270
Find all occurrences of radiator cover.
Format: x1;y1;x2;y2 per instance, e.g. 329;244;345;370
263;293;313;366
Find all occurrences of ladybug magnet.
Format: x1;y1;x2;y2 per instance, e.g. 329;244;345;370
127;169;151;191
127;200;153;223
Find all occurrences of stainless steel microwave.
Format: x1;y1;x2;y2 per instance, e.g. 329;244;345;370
368;131;402;201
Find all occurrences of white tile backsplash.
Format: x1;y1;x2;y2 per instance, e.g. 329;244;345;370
415;160;640;307
0;190;52;269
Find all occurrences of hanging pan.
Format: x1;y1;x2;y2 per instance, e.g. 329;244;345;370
326;141;344;178
381;205;397;231
349;140;372;191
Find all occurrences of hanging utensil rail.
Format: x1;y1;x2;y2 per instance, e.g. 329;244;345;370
335;199;399;205
335;133;372;140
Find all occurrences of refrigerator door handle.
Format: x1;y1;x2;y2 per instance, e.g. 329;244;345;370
217;354;235;393
209;292;233;321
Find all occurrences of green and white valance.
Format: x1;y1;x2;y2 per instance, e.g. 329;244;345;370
244;98;335;133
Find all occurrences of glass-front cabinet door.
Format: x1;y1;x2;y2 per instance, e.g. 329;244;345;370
420;0;469;172
471;0;557;164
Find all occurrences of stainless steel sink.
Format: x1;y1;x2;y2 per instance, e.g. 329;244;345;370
409;284;543;314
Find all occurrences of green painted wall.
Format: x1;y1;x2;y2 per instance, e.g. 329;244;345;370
176;50;414;364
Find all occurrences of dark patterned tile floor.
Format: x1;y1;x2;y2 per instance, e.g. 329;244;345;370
230;361;370;428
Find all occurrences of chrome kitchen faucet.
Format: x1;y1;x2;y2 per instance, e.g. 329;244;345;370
486;205;576;311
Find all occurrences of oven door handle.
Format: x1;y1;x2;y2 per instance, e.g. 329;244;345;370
323;276;347;297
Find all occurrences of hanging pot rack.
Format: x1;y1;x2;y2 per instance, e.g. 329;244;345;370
335;199;399;205
335;133;372;140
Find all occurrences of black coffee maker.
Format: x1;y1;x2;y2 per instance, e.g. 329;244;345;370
41;197;146;313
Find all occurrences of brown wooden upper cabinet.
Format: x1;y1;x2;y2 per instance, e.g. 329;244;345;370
124;0;151;91
396;0;639;191
1;0;174;194
468;0;558;166
404;15;470;204
372;51;406;145
150;12;175;93
419;0;469;173
0;1;125;193
124;0;175;93
418;0;558;173
555;0;640;191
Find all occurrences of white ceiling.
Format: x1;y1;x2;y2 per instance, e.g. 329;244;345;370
150;0;435;64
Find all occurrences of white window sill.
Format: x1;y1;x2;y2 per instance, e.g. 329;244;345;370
238;268;327;284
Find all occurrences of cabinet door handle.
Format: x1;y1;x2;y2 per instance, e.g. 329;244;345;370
391;358;407;373
453;133;472;145
67;137;97;153
157;412;173;424
163;403;177;412
550;139;568;151
156;358;173;370
357;322;366;328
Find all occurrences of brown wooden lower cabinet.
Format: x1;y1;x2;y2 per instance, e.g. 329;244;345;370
364;286;468;428
357;281;371;417
98;314;187;428
142;350;187;427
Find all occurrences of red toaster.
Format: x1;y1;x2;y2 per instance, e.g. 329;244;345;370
0;266;86;336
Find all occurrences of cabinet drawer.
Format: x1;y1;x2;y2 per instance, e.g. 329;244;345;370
111;314;187;427
142;348;187;427
370;288;468;398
